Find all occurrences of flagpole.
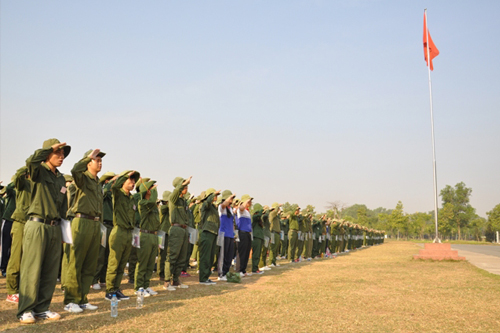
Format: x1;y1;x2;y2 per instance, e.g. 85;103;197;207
425;9;441;243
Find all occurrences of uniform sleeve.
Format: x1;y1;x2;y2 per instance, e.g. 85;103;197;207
26;147;52;182
71;157;92;188
139;188;158;212
170;182;185;205
13;168;28;191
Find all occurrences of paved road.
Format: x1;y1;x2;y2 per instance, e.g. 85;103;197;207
451;244;500;257
451;244;500;275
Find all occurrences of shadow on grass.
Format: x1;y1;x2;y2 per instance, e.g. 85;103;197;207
0;244;384;332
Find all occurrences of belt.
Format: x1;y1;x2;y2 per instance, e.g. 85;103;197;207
172;224;187;229
29;217;61;226
140;229;157;235
75;213;100;222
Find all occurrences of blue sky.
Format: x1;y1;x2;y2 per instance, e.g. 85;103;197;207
1;1;499;217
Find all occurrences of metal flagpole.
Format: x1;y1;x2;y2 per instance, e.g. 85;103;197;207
425;9;441;243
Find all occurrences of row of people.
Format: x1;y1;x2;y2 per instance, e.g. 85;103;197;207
0;138;384;324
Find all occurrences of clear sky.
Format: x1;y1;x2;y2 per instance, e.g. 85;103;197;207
1;1;499;217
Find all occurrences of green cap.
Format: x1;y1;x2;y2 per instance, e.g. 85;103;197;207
139;180;156;193
253;203;263;213
99;171;116;184
173;177;185;188
272;202;280;209
43;138;71;158
162;190;172;202
63;174;74;183
83;149;106;159
119;170;140;183
240;194;253;203
203;188;216;200
216;197;222;205
136;177;150;191
221;190;233;201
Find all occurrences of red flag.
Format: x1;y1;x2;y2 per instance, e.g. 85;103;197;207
423;12;439;71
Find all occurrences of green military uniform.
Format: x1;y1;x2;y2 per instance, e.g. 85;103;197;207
127;179;146;283
190;197;202;263
287;210;299;262
135;181;160;291
312;218;320;258
106;170;140;294
339;222;346;253
18;139;70;319
320;218;327;256
198;189;219;282
251;204;264;272
165;177;190;285
6;167;31;296
268;203;281;266
158;191;171;281
62;150;105;307
280;215;289;259
1;182;16;276
182;193;195;273
93;172;115;286
305;215;313;259
258;208;272;269
296;214;305;260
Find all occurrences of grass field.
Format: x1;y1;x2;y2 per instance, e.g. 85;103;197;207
1;241;500;332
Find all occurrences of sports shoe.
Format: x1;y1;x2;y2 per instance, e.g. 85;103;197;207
199;280;216;285
115;289;130;300
217;275;227;281
246;272;253;276
208;279;216;285
270;263;280;267
19;312;35;324
79;303;98;310
239;272;246;278
172;281;189;289
180;271;191;277
136;289;150;297
105;292;120;301
6;293;19;303
35;310;61;321
64;302;83;313
92;283;101;290
163;282;176;291
253;270;264;274
146;287;158;295
260;266;270;271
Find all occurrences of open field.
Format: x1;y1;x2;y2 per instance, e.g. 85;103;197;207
1;241;500;332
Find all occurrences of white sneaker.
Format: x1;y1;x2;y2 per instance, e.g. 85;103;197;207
79;303;98;310
192;261;198;266
35;310;61;320
239;272;246;277
92;283;101;290
217;275;227;281
64;302;83;313
175;283;189;289
146;287;158;295
260;267;270;271
19;312;35;324
246;272;253;276
163;283;176;291
270;263;280;267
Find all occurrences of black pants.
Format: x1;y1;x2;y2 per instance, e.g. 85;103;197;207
1;219;13;272
221;237;235;276
237;231;251;274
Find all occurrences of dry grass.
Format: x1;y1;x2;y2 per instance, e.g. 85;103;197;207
1;241;500;332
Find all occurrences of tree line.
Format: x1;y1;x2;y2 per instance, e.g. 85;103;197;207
307;182;500;242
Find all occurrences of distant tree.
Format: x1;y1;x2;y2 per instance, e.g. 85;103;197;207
341;204;368;220
388;201;408;240
357;206;368;227
486;204;500;242
468;216;487;242
440;182;475;240
325;201;346;219
438;203;454;239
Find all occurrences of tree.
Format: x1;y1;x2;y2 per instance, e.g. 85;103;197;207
388;201;409;240
325;201;346;219
440;182;475;240
438;203;454;239
486;204;500;242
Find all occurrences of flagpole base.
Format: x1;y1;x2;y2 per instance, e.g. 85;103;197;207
432;237;441;244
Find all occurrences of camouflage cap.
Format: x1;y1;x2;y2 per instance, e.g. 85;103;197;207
99;171;116;184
